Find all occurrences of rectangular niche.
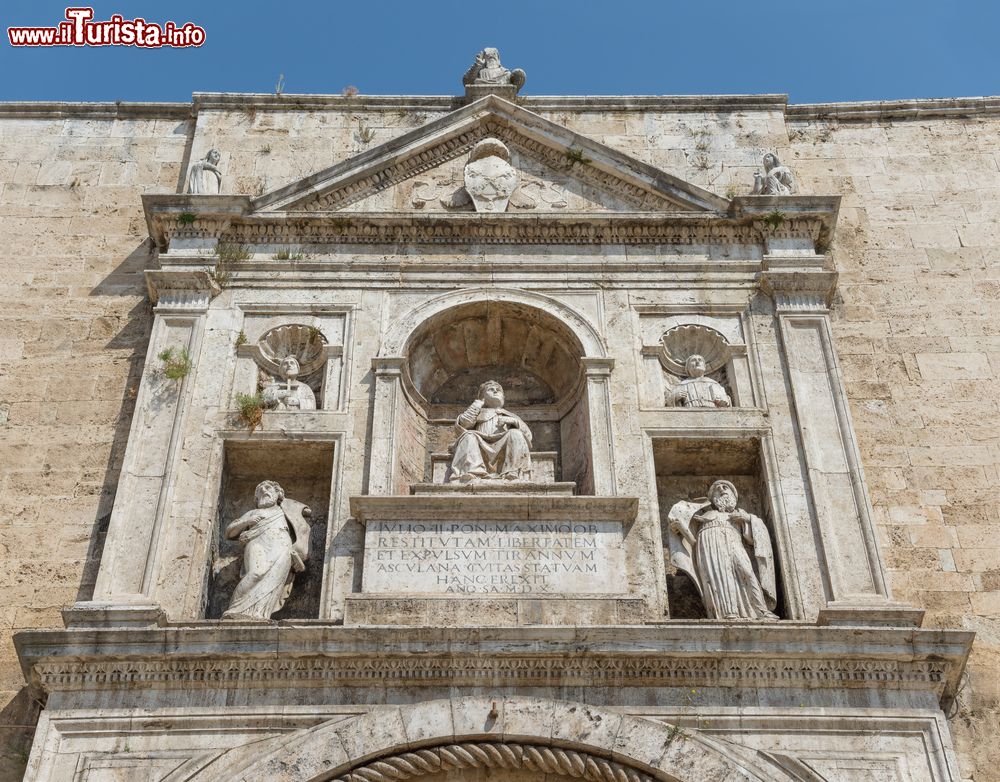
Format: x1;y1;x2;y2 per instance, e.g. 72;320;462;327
652;437;784;620
205;439;334;620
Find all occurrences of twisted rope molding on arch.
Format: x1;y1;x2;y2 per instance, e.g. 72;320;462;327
332;742;655;782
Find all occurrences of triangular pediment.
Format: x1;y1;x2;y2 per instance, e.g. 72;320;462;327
252;95;729;215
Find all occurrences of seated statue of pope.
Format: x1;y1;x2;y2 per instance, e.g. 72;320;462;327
448;380;532;482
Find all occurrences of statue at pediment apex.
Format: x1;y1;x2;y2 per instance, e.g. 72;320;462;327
463;47;526;92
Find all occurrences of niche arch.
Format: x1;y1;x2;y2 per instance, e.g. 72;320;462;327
369;289;616;495
165;696;823;782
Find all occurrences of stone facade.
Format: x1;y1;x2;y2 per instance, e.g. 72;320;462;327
0;83;998;782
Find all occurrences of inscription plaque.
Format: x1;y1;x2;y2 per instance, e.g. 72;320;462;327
352;496;636;597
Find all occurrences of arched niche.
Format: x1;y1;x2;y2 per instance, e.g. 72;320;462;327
369;289;615;495
165;696;822;782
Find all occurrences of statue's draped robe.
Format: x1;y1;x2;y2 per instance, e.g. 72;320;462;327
761;166;794;196
667;500;777;620
262;379;316;410
223;499;310;621
449;404;532;480
691;509;775;619
186;161;221;195
669;376;731;408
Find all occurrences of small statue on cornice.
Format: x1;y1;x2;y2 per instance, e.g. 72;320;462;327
752;152;795;196
463;47;526;93
186;148;222;195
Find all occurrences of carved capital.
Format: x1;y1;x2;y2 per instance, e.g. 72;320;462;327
759;256;838;313
145;269;219;310
372;356;406;376
581;357;615;376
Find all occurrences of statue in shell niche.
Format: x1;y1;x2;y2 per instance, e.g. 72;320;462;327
254;324;328;411
667;480;778;621
660;324;733;408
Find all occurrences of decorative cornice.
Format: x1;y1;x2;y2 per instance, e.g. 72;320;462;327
25;651;954;697
14;624;973;704
142;209;833;253
788;95;1000;122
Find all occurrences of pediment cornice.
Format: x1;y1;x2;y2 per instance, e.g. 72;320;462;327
251;95;729;214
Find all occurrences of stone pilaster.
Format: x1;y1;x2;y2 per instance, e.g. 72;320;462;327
760;257;896;612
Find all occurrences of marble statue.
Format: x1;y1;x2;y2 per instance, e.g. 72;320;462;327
752;152;795;196
186;148;222;195
462;47;526;92
463;138;520;213
448;380;532;482
261;355;316;411
667;354;732;408
223;480;312;621
667;480;778;621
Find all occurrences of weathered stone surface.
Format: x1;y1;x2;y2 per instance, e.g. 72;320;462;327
1;86;998;782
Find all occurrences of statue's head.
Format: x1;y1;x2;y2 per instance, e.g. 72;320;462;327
482;47;501;67
685;354;707;378
255;480;284;508
708;480;738;513
763;152;778;171
206;148;221;165
478;380;505;408
279;354;300;381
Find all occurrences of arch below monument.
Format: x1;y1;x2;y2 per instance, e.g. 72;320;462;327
167;696;823;782
381;287;607;361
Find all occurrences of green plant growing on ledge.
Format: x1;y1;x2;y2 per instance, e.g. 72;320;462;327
235;392;265;433
563;148;591;168
211;240;252;287
234;330;248;351
177;212;197;226
762;210;787;230
158;347;192;381
272;249;305;261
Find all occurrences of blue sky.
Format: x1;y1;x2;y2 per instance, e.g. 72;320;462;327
1;0;998;104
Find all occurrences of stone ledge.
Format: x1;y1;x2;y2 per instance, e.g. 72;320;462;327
14;623;974;705
350;494;638;523
410;481;575;496
343;595;645;626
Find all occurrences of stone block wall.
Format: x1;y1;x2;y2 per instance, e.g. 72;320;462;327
0;108;189;780
788;105;1000;781
0;96;998;781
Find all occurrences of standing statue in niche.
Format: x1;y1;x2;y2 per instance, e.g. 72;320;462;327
448;380;532;482
462;47;526;92
667;354;732;408
667;480;778;620
223;480;312;621
752;152;795;196
261;355;316;411
186;148;222;195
